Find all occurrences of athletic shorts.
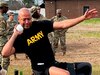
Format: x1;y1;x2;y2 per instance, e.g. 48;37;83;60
32;61;92;75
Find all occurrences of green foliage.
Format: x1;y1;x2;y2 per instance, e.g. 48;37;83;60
22;0;33;7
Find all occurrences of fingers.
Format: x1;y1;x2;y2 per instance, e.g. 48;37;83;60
90;9;97;12
90;9;98;18
84;9;89;15
88;9;98;15
84;8;98;19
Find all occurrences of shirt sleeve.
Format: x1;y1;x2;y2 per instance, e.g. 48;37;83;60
38;20;54;33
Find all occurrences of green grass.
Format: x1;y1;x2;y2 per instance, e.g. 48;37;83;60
92;65;100;75
67;31;100;39
83;32;100;38
80;18;100;26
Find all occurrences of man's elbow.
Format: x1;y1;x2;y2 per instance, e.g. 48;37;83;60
1;51;9;57
1;47;15;57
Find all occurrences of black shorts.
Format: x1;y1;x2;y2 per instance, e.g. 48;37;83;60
32;61;92;75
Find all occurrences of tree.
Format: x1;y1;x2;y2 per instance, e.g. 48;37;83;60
22;0;33;7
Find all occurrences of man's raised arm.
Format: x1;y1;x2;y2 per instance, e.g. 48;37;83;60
53;9;97;29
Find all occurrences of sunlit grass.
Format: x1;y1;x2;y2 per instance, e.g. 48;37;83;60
92;65;100;75
80;18;100;26
67;31;100;40
82;31;100;38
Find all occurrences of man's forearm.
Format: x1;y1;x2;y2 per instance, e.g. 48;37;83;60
63;15;85;28
1;33;17;57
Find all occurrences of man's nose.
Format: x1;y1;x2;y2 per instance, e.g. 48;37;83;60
25;19;29;23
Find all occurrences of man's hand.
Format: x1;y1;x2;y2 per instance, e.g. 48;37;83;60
84;9;98;20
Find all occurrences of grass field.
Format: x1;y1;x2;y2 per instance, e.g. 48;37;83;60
7;18;100;75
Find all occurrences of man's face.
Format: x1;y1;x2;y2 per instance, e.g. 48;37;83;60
37;7;41;14
9;14;14;20
18;12;32;29
57;12;61;17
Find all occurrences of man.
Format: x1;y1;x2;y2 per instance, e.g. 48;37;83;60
30;6;55;56
1;8;97;75
7;12;17;36
0;1;10;70
30;5;47;21
7;11;18;59
51;9;68;55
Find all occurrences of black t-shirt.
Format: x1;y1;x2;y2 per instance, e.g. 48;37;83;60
13;20;55;70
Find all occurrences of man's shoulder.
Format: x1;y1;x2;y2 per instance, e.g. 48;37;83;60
12;20;17;23
40;15;47;20
51;16;57;21
61;16;67;19
0;15;6;24
0;14;4;19
52;16;57;19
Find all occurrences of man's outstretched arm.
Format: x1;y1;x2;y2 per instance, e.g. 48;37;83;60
53;9;97;29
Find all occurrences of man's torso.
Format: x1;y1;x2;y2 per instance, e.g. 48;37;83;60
14;21;55;70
